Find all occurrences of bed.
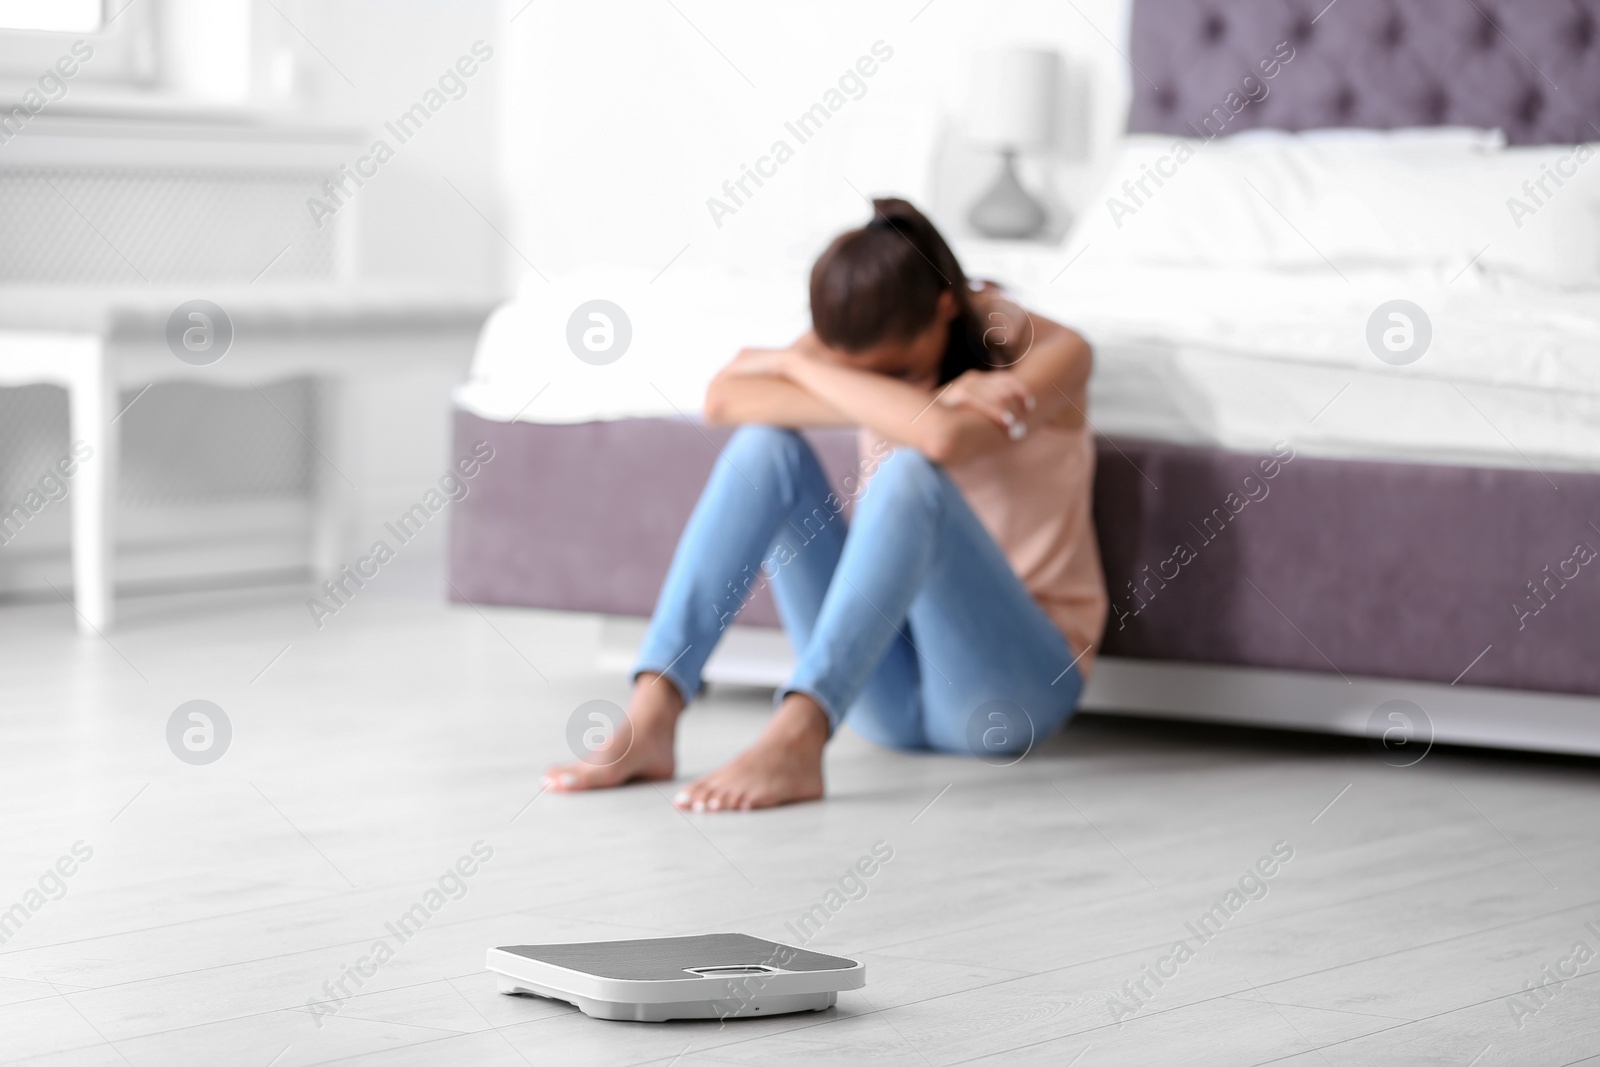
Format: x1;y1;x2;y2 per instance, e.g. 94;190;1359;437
449;0;1600;755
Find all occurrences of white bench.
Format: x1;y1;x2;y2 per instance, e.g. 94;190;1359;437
0;290;490;633
0;105;496;631
0;331;113;633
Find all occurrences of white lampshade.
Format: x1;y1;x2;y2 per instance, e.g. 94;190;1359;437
966;48;1060;150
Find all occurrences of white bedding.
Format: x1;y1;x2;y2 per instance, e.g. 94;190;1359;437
454;244;1600;474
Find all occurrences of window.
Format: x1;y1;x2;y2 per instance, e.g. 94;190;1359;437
0;1;103;33
0;0;158;88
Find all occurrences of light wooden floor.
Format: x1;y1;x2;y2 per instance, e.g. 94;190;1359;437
3;585;1599;1066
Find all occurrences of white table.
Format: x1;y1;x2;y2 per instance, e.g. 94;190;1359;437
0;286;492;634
0;330;115;633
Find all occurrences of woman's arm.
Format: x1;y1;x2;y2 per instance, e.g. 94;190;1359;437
705;335;1004;461
970;293;1093;432
704;309;1092;466
787;308;1091;464
778;356;1008;465
702;358;856;428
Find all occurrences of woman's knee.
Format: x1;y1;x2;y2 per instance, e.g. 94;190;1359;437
859;447;945;514
719;425;818;494
725;424;809;468
727;423;802;448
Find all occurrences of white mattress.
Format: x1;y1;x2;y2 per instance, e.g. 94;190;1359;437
454;244;1600;474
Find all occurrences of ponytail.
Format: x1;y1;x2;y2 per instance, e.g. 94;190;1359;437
810;198;989;382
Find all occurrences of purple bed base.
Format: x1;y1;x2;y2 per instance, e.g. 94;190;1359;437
448;412;1600;699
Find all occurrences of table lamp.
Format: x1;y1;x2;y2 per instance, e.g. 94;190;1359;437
965;48;1060;240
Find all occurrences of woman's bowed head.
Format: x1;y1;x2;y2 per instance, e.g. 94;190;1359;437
544;198;1103;812
703;198;1085;461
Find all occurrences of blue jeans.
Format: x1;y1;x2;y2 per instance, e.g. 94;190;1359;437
633;425;1084;754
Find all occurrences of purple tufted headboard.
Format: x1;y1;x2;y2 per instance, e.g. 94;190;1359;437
1128;0;1600;146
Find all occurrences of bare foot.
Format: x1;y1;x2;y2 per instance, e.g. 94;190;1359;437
544;674;682;792
673;695;829;812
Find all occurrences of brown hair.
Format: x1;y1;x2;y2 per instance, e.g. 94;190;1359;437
810;198;988;383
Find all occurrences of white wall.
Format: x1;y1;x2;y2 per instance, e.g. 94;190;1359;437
500;0;1133;284
254;0;505;295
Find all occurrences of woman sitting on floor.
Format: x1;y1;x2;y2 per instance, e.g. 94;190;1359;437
545;198;1107;810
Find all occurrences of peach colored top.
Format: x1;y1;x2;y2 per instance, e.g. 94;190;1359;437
863;422;1109;679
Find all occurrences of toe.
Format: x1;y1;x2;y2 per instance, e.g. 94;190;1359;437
545;762;620;793
543;765;581;792
680;779;712;811
709;783;750;814
692;776;727;812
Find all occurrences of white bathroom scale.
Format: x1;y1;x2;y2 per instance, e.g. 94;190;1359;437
486;933;864;1022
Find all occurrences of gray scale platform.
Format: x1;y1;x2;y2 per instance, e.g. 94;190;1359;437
487;933;864;1022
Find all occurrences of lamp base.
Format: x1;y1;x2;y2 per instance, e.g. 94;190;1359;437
968;150;1047;240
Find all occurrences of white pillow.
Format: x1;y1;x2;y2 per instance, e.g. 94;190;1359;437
1068;131;1600;285
1476;144;1600;285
